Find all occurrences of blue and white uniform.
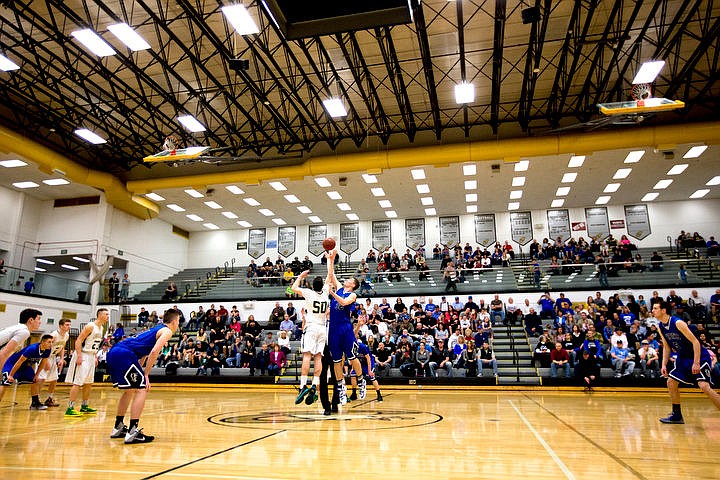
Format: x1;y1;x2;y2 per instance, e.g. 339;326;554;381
350;342;376;381
328;288;358;363
107;325;165;389
659;316;713;385
2;342;51;384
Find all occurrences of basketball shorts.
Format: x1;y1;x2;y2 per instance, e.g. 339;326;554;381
65;352;96;386
2;364;36;384
107;346;146;389
36;354;59;382
328;321;358;363
668;354;714;386
301;324;327;355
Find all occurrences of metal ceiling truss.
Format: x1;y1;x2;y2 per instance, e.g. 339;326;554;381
0;0;718;175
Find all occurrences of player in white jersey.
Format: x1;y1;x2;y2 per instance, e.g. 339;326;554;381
65;308;108;417
37;318;71;407
0;308;43;403
292;270;330;406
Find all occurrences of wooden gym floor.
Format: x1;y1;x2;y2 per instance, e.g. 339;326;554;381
1;384;719;480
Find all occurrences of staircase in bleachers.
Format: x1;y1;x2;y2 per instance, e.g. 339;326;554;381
134;266;239;302
492;323;540;385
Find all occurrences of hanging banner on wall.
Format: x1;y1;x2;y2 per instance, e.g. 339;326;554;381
405;218;425;250
624;204;651;240
277;226;296;257
474;214;496;247
308;224;327;257
339;223;359;255
510;211;533;245
372;220;392;251
547;209;571;242
439;216;460;247
585;207;610;241
247;228;266;259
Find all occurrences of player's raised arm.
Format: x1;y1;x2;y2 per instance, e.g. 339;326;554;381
292;270;310;295
325;250;341;290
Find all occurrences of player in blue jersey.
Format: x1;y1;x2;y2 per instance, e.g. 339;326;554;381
325;249;365;405
348;337;383;403
107;308;180;443
1;334;53;410
654;300;720;424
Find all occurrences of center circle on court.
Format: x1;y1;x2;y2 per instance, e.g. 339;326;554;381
208;408;443;431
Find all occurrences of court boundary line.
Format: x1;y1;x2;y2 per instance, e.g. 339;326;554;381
508;399;576;480
140;430;286;480
522;394;649;480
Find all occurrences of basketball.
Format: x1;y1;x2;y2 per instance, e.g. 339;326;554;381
322;237;336;251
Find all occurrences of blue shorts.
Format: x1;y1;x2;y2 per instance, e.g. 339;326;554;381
328;321;358;363
1;364;35;384
669;354;714;386
107;346;146;389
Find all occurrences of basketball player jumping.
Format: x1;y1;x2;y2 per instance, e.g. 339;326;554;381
292;270;329;406
325;250;366;405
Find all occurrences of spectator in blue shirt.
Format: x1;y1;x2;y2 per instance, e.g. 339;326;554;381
610;340;635;377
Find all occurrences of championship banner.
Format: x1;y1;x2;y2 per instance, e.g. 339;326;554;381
510;211;533;245
547;209;571;242
277;226;296;258
339;223;359;255
585;207;610;241
474;214;496;247
405;218;425;250
624;204;651;240
247;228;266;259
308;224;327;257
439;216;460;247
372;220;392;252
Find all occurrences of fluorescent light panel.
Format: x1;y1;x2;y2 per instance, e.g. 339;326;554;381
259;208;274;216
315;177;331;187
0;54;20;71
72;256;90;263
178;115;206;133
243;198;260;206
269;181;286;191
145;193;165;201
624;150;645;163
683;145;707;159
226;185;244;194
346;213;359;221
465;193;477;202
512;177;525;187
74;128;107;144
308;216;322;223
43;179;70;186
556;187;571;196
561;172;577;183
632;60;665;84
237;221;252;228
551;199;564;208
13;181;38;189
641;192;659;202
36;258;55;265
167;204;185;212
362;174;378;184
421;197;434;206
61;264;79;271
603;183;621;193
185;188;204;198
71;29;117;57
378;200;392;208
416;184;430;194
221;4;260;35
568;155;585;167
186;214;203;221
595;196;611;205
466;205;478;213
0;159;27;168
464;180;477;190
371;187;385;197
203;223;220;230
514;160;529;172
385;210;397;218
654;179;673;189
284;194;300;203
337;203;351;211
222;212;238;219
297;206;312;214
107;23;151;51
463;164;476;176
613;168;632;179
667;164;688;175
706;176;720;186
689;189;710;199
454;82;475;104
204;201;222;209
510;190;523;199
327;191;342;200
508;202;520;210
425;208;436;216
272;218;286;225
34;267;46;272
411;169;426;180
322;98;347;118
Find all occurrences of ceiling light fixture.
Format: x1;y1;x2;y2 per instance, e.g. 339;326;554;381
107;23;151;51
512;177;526;187
463;164;476;176
411;169;426;180
683;145;708;159
43;179;70;186
226;185;244;194
71;29;117;57
36;258;55;265
186;214;203;221
12;181;39;189
466;205;478;213
641;192;659;202
204;201;222;209
259;208;274;216
653;179;673;189
61;264;79;271
454;82;475;104
145;193;165;201
308;216;322;223
510;190;523;199
514;160;529;172
322;98;347;118
0;53;20;71
568;155;585;167
706;176;720;186
556;187;570;196
561;172;577;183
237;220;252;228
689;189;709;199
632;60;665;84
337;203;351;211
603;183;621;193
465;193;478;202
221;4;260;35
315;177;331;187
297;206;312;214
464;180;477;190
508;202;520;210
243;198;260;206
284;194;300;203
416;184;430;194
371;187;385;197
551;199;564;208
346;213;359;221
72;256;90;263
178;115;206;133
167;204;185;212
203;223;220;230
425;208;436;216
595;196;611;205
362;174;378;184
272;218;286;225
0;159;27;168
613;168;632;179
624;150;645;163
378;200;392;208
222;212;238;219
667;164;688;175
385;210;397;218
327;191;342;200
74;128;107;144
269;181;287;191
185;188;204;198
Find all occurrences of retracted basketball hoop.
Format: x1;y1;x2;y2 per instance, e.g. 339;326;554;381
598;83;685;115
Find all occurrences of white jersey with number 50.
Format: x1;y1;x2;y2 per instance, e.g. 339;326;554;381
300;286;330;327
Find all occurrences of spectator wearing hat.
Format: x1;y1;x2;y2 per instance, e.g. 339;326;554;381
638;340;660;378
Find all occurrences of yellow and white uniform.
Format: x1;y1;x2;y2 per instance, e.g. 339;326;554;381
65;323;103;385
37;329;69;382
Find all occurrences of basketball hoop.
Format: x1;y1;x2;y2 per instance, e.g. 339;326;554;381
631;83;652;101
163;135;182;154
